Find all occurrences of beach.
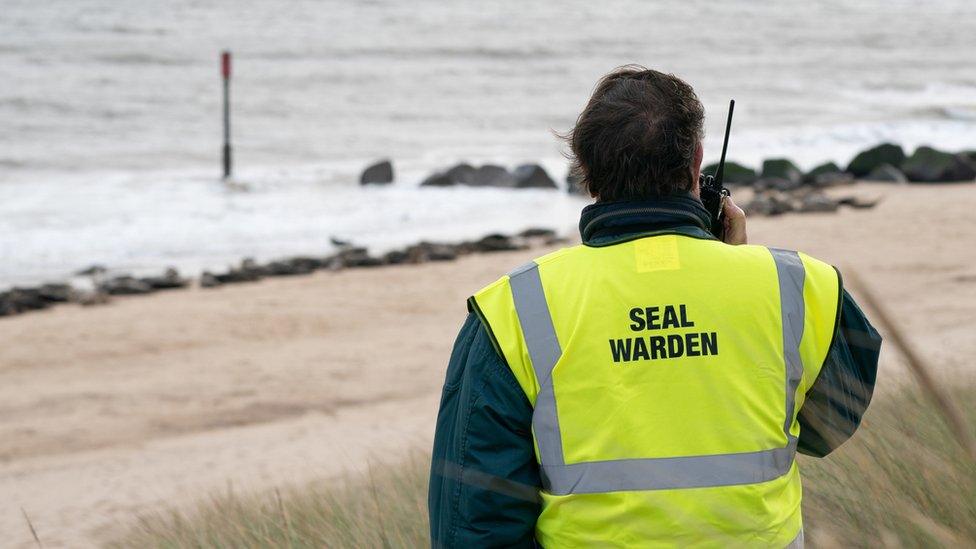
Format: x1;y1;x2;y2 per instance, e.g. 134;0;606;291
0;182;973;547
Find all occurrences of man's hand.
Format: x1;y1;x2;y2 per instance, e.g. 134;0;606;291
722;196;747;245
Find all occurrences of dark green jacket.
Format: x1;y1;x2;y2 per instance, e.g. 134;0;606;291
428;196;882;548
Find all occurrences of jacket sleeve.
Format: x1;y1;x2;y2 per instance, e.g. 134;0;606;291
428;312;541;548
797;288;882;457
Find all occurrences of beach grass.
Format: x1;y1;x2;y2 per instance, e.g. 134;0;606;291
109;384;974;548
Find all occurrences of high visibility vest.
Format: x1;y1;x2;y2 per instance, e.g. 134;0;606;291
471;234;840;548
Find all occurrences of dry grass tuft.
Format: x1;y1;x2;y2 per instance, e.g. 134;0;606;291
110;385;974;548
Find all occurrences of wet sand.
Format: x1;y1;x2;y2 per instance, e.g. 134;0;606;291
1;182;974;547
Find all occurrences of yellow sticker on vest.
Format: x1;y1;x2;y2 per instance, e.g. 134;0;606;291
635;236;680;272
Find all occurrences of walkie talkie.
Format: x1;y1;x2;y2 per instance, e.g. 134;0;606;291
699;99;735;240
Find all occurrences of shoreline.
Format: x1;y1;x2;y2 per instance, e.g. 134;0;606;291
0;180;890;319
2;182;975;546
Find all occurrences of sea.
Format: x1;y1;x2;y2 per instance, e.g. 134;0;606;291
2;0;975;288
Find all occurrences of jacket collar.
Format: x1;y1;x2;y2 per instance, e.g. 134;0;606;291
578;193;716;246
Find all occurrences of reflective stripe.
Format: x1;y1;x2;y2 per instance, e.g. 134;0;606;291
509;261;564;467
543;441;797;495
508;249;807;494
770;248;806;446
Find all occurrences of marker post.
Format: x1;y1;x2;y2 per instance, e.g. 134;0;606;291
221;51;232;179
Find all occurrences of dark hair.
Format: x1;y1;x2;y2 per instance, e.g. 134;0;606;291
566;66;704;201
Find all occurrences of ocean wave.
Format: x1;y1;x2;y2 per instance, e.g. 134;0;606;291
93;53;195;66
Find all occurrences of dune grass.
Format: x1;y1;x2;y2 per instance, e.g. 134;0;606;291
110;384;974;548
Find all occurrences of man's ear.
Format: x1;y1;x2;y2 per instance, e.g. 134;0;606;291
691;142;704;196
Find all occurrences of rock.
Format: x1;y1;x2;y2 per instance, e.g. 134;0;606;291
240;258;269;278
805;161;842;179
566;169;587;195
812;172;855;187
454;241;478;255
0;288;51;315
804;162;853;187
864;163;908;183
745;190;794;216
406;242;458;262
141;267;188;290
37;283;73;302
472;165;516;188
901;146;976;182
331;247;385;268
359;160;394;185
99;276;154;295
213;259;264;284
960;150;976;167
75;264;108;276
702;161;758;185
472;234;526;252
265;257;321;276
754;177;802;192
797;192;839;213
760;158;803;187
513;164;557;189
836;195;882;209
383;249;410;265
445;163;477;185
199;272;221;288
518;228;557;239
846;143;906;177
420;172;454;187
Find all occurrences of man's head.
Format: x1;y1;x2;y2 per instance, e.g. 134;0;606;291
567;66;705;201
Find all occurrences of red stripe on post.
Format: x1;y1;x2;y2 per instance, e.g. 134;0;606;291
221;51;231;79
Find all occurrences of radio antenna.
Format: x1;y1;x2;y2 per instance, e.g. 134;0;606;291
714;99;735;185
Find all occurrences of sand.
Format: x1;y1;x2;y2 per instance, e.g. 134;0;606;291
1;182;974;547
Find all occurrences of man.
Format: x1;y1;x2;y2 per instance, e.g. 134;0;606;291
428;66;881;548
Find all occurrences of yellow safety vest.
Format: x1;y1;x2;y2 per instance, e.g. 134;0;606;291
471;234;840;548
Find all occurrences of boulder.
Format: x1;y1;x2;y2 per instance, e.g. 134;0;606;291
37;283;73;302
961;150;976;166
745;191;794;216
846;143;906;177
406;242;458;262
0;288;51;315
901;146;976;183
513;164;557;189
445;163;477;185
702;161;758;185
472;165;516;187
75;264;108;276
813;172;855;187
100;276;154;295
140;267;188;290
518;228;557;239
330;247;385;268
213;259;264;284
199;272;221;288
836;195;882;209
471;234;525;252
383;249;410;265
566;169;587;195
797;192;839;213
804;162;854;187
264;257;321;276
864;163;908;183
420;172;454;187
760;158;803;187
359;160;394;185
